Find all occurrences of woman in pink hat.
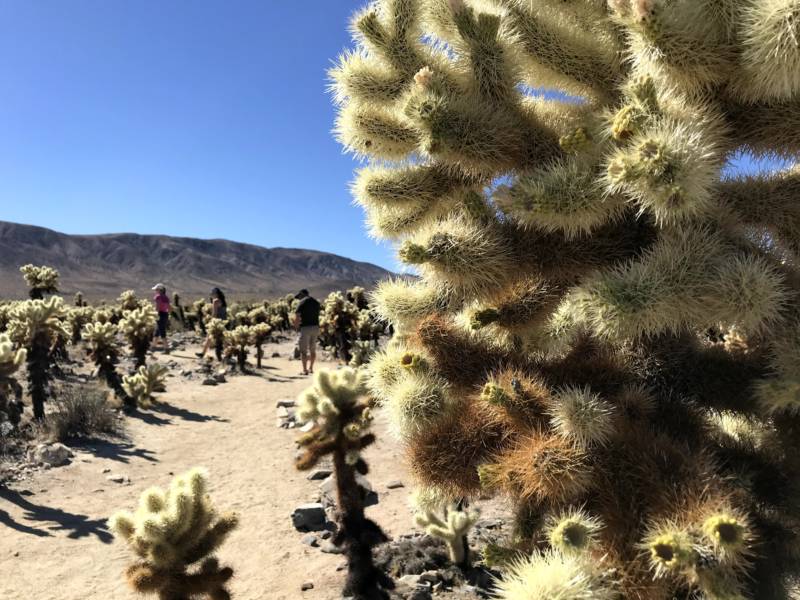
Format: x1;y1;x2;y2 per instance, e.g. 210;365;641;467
152;283;171;353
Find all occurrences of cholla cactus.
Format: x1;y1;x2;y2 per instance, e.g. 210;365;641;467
250;323;271;369
118;290;139;312
333;1;800;597
67;306;94;343
119;307;157;368
295;368;392;598
8;297;69;420
83;321;129;404
0;333;25;426
19;264;59;300
205;318;227;362
349;340;375;367
414;503;479;566
223;325;251;372
190;299;208;335
109;468;238;600
122;364;168;409
74;291;85;307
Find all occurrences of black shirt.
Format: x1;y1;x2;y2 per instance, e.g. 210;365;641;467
296;296;320;327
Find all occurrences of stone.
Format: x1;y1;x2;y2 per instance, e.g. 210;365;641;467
213;372;226;383
319;530;332;540
300;533;318;547
307;469;332;481
301;581;314;591
476;518;504;530
291;503;326;532
102;468;111;474
319;541;343;554
419;571;441;585
386;480;404;490
271;352;280;358
276;399;295;408
276;406;290;418
398;574;421;587
106;474;126;484
319;474;377;506
0;422;13;436
202;377;218;386
27;443;73;467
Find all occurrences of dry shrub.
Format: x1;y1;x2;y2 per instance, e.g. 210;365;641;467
47;384;123;442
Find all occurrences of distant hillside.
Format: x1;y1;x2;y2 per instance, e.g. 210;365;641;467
0;221;396;301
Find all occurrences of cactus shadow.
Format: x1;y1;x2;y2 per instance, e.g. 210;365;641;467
73;438;158;464
0;487;112;543
149;401;229;423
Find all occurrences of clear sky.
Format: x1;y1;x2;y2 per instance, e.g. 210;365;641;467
0;2;789;273
0;1;398;267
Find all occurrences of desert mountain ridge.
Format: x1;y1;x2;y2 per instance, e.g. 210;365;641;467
0;220;398;301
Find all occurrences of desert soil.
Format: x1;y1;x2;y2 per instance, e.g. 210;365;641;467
0;340;428;600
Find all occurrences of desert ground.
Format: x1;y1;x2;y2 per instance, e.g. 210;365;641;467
0;337;487;600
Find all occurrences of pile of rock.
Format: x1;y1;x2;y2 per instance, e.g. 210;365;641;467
275;399;297;429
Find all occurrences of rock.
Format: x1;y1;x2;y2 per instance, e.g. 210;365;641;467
307;469;331;481
301;581;314;591
27;443;73;467
475;518;504;530
180;369;192;376
271;352;280;358
202;377;218;386
300;533;318;547
276;406;290;418
419;571;441;585
102;468;111;474
276;399;295;408
386;480;404;490
319;530;332;540
0;422;13;436
106;474;126;484
291;503;327;532
213;372;226;383
320;541;343;554
398;574;421;587
319;473;377;507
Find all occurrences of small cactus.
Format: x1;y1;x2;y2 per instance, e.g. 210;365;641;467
122;364;168;409
109;468;238;600
223;326;252;372
295;368;393;598
119;307;157;368
250;323;271;369
205;319;228;362
83;321;129;405
0;333;26;426
414;503;479;567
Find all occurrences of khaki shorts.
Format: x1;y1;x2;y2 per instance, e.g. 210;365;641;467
298;325;319;355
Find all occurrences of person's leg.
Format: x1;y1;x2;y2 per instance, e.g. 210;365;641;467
299;327;309;375
308;327;318;373
196;335;210;357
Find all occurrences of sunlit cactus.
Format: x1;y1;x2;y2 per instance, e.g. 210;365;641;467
332;1;800;596
19;264;59;300
67;306;94;344
74;291;85;307
190;299;208;335
250;323;271;369
118;289;140;312
83;320;129;404
205;318;227;362
0;333;26;426
122;364;168;409
414;503;479;567
119;306;157;368
349;340;375;367
7;297;69;420
223;325;251;372
295;368;393;598
109;468;238;600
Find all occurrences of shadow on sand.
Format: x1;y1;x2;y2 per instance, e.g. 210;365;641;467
149;401;229;423
72;438;158;464
0;487;112;543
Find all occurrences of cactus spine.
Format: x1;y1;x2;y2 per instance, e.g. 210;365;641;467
19;264;59;300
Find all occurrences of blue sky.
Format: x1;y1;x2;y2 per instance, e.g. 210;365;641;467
0;1;398;267
0;2;789;273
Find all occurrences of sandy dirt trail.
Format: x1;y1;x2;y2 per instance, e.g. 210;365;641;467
0;341;413;600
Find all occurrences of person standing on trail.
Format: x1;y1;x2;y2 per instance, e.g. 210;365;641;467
293;289;320;376
152;283;171;353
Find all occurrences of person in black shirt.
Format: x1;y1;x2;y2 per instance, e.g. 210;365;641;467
293;289;320;375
